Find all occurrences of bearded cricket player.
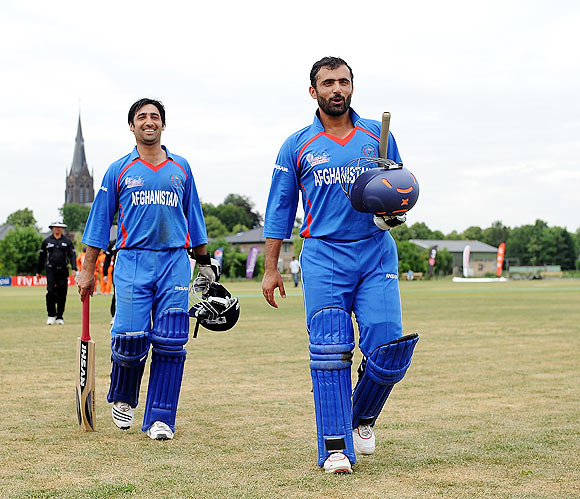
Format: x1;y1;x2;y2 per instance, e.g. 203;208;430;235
261;57;420;473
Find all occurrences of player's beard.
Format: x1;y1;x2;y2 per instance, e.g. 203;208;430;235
317;93;352;117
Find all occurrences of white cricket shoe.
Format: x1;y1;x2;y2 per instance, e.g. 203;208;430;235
146;421;174;440
353;425;376;455
46;317;56;325
112;401;134;430
323;452;352;474
55;319;64;325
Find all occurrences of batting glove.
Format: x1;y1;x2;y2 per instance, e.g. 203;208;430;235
373;214;407;231
191;253;222;284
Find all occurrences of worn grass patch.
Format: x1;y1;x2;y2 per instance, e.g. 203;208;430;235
1;279;579;498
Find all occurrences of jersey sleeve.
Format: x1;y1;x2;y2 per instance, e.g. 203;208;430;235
36;238;47;274
263;137;300;240
82;164;119;250
67;241;77;270
388;132;402;164
182;161;208;248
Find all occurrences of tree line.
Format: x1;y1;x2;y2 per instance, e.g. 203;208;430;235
390;220;580;275
1;203;579;276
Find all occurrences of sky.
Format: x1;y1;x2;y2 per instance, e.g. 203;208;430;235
1;0;579;235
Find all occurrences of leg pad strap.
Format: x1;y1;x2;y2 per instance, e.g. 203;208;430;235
352;333;419;429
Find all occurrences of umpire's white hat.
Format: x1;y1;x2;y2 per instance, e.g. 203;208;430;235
49;221;67;228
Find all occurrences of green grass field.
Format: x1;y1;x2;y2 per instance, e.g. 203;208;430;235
1;279;579;498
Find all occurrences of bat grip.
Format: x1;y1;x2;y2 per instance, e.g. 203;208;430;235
379;111;391;159
81;296;91;341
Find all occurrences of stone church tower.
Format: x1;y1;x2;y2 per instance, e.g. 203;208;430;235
65;116;94;205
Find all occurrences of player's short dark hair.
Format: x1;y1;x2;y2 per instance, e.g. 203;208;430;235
128;98;166;126
310;57;353;88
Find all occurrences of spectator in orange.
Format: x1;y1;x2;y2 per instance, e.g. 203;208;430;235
97;251;107;294
77;247;87;272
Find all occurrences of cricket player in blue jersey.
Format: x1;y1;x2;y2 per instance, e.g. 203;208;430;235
77;98;214;440
262;57;419;473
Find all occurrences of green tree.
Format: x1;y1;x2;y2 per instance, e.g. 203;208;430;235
0;226;43;275
204;215;228;238
446;230;463;240
462;225;484;241
5;208;37;228
397;241;427;274
506;224;534;266
215;204;252;232
223;193;262;228
408;222;435;240
548;226;577;270
505;220;577;269
434;248;453;276
390;223;411;242
482;220;510;247
60;203;91;232
203;195;263;234
231;223;250;234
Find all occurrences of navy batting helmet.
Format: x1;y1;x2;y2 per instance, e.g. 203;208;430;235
349;162;419;216
189;281;240;336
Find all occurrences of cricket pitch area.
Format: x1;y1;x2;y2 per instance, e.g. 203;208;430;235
1;279;579;498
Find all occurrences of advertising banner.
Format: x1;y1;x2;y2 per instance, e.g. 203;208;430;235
10;275;75;286
214;247;224;268
462;245;471;278
0;276;11;286
428;245;438;278
245;246;260;279
496;242;506;277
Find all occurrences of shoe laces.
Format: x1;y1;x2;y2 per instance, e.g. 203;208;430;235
151;421;170;431
116;402;132;413
358;424;373;438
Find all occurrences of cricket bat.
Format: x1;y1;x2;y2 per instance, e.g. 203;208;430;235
378;111;391;159
76;296;96;431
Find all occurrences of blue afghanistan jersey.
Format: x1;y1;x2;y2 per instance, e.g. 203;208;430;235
264;109;402;241
82;146;208;251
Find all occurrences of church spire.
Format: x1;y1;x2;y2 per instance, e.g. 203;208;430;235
65;114;94;205
70;115;89;176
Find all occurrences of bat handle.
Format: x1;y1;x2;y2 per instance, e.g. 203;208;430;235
81;296;91;341
379;111;391;159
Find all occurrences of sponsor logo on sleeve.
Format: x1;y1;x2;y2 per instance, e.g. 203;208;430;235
274;164;289;173
100;185;108;192
385;273;399;280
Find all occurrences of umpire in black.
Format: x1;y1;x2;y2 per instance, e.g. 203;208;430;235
36;221;77;325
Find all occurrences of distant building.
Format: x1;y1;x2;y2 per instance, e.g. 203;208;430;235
65;116;94;206
224;227;295;272
410;239;498;277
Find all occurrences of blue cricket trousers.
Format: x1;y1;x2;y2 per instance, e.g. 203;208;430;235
111;248;191;336
300;230;402;356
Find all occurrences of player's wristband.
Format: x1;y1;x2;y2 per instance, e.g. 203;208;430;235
195;254;211;266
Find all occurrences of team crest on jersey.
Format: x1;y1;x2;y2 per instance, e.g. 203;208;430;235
361;144;377;157
170;175;182;188
305;151;330;167
125;176;144;188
